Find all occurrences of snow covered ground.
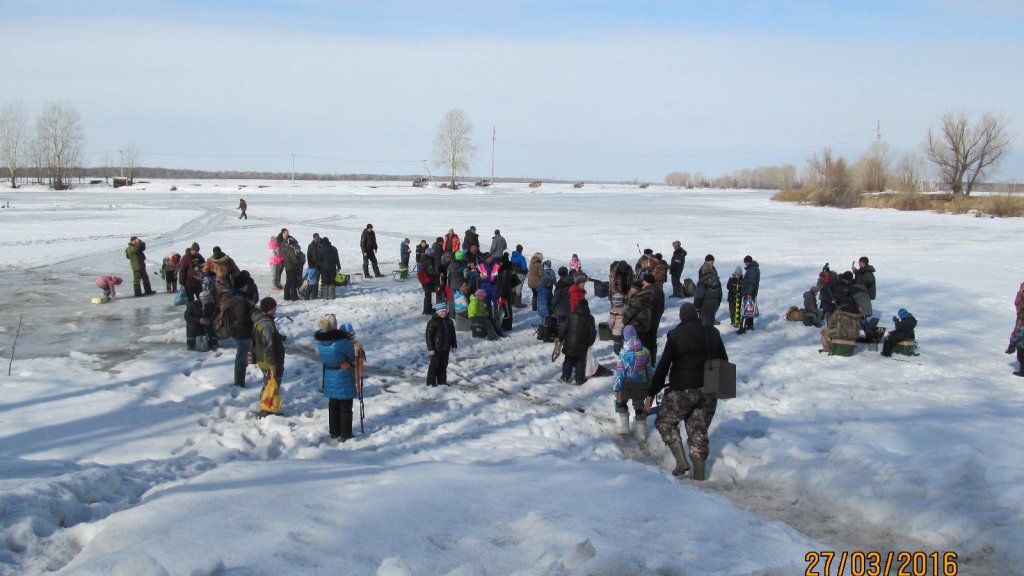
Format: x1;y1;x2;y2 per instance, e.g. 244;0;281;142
0;180;1021;575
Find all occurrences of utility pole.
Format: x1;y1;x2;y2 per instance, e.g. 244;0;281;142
291;154;295;183
491;126;496;183
119;150;124;178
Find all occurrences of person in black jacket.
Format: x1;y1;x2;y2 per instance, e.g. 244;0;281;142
693;255;722;327
282;237;305;301
669;241;687;298
318;237;340;300
737;255;760;334
425;302;458;386
226;274;257;387
462;226;479;252
558;299;597;384
360;223;384;278
550;266;574;331
881;308;917;357
645;302;728;481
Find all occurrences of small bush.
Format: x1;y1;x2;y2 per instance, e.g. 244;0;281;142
977;194;1024;218
772;187;814;203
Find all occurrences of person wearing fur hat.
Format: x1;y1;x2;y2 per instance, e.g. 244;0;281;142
535;259;556;320
645;302;729;481
316;315;365;440
693;255;723;327
125;236;156;297
317;237;340;300
95;275;123;300
613;324;654;439
558;299;597;384
253;297;286;415
527;252;544;311
425;302;458;386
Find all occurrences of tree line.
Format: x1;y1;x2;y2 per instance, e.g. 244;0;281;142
664;111;1014;200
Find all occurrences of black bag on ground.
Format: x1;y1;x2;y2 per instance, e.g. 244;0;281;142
682;278;695;297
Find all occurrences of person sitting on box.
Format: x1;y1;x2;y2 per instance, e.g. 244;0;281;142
881;308;917;357
469;289;504;340
820;293;861;354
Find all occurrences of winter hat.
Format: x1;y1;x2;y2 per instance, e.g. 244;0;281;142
341;322;354;337
434;302;449;313
558;266;568;277
704;254;714;262
494;229;501;235
259;297;277;313
679;302;699;322
543;259;552;268
897;308;909;320
454;250;464;261
642;272;656;285
191;242;200;252
474;289;487;299
743;255;753;264
212;246;224;258
319;313;338;331
611;293;624;306
841;271;854;282
470;225;476;231
623;325;638;340
733;266;743;276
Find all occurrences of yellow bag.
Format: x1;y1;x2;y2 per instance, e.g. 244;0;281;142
260;374;282;414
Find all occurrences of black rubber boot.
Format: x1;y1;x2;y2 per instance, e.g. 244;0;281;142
692;459;706;481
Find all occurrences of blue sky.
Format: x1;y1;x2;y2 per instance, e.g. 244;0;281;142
2;0;1022;182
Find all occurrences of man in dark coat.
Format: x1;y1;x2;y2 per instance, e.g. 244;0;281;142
462;226;479;252
317;237;340;300
669;240;687;298
558;299;597;384
125;236;156;296
226;274;256;387
737;255;760;334
306;234;321;298
425;302;458;386
693;255;722;327
282;237;305;301
624;276;656;361
645;302;728;481
360;223;384;278
881;308;917;357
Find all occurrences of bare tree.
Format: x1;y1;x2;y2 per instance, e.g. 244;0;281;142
806;147;834;191
856;139;891;192
0;101;28;188
432;108;476;188
925;111;1013;197
123;143;140;184
99;151;112;183
36;101;84;190
894;152;924;194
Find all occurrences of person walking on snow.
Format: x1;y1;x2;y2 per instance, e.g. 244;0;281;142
645;302;728;481
613;324;653;441
237;198;247;219
316;314;365;441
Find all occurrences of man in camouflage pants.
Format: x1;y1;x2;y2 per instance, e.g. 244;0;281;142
645;302;728;481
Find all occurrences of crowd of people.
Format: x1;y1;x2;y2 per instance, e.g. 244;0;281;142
95;216;1021;480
